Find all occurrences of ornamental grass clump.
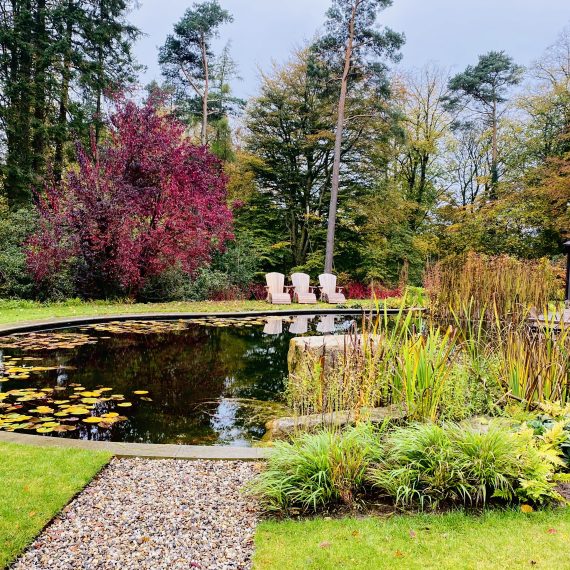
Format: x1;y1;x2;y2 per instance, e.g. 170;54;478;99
246;423;382;513
368;422;563;509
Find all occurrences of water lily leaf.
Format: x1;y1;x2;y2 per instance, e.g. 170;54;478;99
30;406;54;414
117;402;132;408
81;398;99;404
36;427;54;433
83;417;103;424
133;391;149;395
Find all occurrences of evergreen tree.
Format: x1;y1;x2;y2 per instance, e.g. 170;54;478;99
0;0;140;207
447;51;523;198
159;0;233;146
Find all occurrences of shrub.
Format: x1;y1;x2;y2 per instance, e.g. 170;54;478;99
246;424;382;513
0;200;36;299
345;282;402;300
27;96;233;299
368;422;562;509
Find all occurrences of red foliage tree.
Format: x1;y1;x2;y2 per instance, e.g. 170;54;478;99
27;97;233;297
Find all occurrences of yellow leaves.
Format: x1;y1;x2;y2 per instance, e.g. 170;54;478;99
83;417;103;424
520;504;534;513
29;406;54;415
133;391;149;395
117;402;132;408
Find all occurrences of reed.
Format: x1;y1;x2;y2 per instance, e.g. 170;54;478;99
425;252;562;322
286;301;458;422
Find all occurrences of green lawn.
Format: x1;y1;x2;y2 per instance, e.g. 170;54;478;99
0;298;376;325
0;443;110;568
253;509;570;570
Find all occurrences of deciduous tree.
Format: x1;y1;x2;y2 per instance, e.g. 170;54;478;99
27;97;233;297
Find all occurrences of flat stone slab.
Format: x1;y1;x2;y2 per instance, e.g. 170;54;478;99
0;431;270;460
265;405;406;439
530;308;570;327
13;458;260;570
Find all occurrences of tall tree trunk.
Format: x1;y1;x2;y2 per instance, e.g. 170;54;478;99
6;0;33;208
31;0;47;187
200;33;209;146
490;99;498;199
54;0;73;183
324;0;358;273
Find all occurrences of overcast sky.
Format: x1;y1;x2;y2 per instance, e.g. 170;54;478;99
130;0;569;99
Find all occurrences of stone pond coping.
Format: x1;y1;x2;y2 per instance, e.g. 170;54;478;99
0;307;425;336
0;431;271;460
0;308;425;459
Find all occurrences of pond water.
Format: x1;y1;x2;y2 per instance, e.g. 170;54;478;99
0;315;358;446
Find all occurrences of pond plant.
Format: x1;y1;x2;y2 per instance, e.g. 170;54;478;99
251;255;570;514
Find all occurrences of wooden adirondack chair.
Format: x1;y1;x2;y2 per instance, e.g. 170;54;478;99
318;273;346;304
291;273;317;304
265;272;292;304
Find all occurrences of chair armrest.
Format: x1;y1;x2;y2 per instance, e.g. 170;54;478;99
309;286;318;292
337;287;344;292
284;285;294;291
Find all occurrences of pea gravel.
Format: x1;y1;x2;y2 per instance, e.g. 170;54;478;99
13;458;260;570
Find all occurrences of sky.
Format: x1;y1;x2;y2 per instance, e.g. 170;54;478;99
130;0;570;99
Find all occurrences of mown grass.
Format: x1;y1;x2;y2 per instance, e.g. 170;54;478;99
253;509;570;570
0;298;379;326
0;443;110;568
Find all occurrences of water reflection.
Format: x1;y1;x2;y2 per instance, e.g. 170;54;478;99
0;316;358;446
289;315;315;335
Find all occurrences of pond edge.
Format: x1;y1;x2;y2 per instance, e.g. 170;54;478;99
0;308;423;459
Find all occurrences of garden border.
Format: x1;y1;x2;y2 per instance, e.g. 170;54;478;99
0;308;423;459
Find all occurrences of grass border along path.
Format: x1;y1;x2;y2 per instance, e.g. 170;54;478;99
253;509;570;570
0;442;110;568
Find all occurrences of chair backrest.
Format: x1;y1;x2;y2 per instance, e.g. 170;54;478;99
319;273;337;295
291;272;310;294
266;272;285;294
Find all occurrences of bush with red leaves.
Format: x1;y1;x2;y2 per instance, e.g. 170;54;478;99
27;97;233;298
345;282;402;300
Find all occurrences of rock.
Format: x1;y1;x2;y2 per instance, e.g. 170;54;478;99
264;405;406;439
288;334;379;378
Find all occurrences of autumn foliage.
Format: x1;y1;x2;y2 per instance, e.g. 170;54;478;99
27;98;233;297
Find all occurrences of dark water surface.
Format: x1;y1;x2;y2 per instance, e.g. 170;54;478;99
0;315;357;446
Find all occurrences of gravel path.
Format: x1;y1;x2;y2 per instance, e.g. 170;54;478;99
13;458;260;570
